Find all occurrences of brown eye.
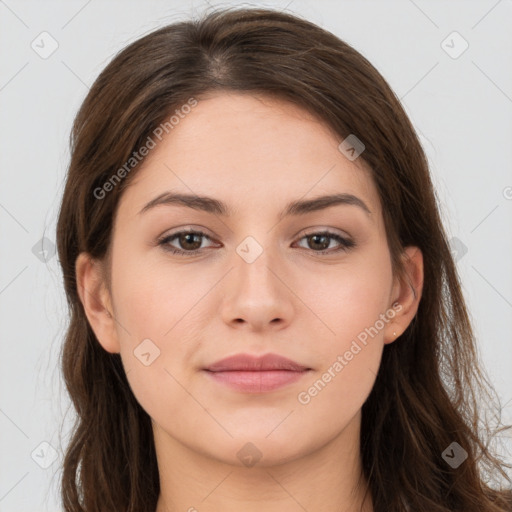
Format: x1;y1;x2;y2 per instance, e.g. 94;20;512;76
175;232;203;251
158;230;214;255
306;233;331;251
295;231;355;254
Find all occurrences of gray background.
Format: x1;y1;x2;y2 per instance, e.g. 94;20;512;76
1;0;511;510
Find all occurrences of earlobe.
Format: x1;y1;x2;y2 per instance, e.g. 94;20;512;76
75;252;120;354
385;246;424;344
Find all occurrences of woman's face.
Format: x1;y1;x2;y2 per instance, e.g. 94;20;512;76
79;91;422;467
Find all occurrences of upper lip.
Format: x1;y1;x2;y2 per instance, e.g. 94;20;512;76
204;353;311;372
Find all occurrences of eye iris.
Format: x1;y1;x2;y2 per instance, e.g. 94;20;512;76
308;234;330;251
179;232;202;250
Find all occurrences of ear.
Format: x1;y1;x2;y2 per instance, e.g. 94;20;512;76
384;246;424;344
75;252;120;354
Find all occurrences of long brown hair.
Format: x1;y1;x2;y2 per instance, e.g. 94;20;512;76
56;6;512;511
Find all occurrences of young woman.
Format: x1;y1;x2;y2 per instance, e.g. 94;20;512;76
56;7;512;512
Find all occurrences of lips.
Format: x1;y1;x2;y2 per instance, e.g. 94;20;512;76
203;353;311;393
204;353;310;372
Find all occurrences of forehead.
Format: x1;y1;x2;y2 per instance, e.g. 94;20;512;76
118;92;379;221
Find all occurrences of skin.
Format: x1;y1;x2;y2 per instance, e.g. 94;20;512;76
76;91;423;512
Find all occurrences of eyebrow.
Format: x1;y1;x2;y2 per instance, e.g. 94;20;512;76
138;191;372;219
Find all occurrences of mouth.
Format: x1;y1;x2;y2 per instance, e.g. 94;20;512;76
202;352;312;393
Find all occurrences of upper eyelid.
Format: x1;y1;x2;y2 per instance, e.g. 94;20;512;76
160;226;351;240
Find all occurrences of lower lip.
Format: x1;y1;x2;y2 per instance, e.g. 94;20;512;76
203;369;310;393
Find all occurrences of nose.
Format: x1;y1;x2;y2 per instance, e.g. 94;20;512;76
219;244;295;332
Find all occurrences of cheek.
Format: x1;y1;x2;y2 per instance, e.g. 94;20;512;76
293;265;391;436
110;248;205;340
109;252;209;413
300;252;393;343
294;251;391;401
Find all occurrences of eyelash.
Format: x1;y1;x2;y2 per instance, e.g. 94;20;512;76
157;229;356;257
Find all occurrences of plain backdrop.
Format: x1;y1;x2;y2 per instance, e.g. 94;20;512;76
1;1;511;510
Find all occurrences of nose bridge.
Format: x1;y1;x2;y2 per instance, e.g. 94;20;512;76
233;233;282;294
220;232;294;328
